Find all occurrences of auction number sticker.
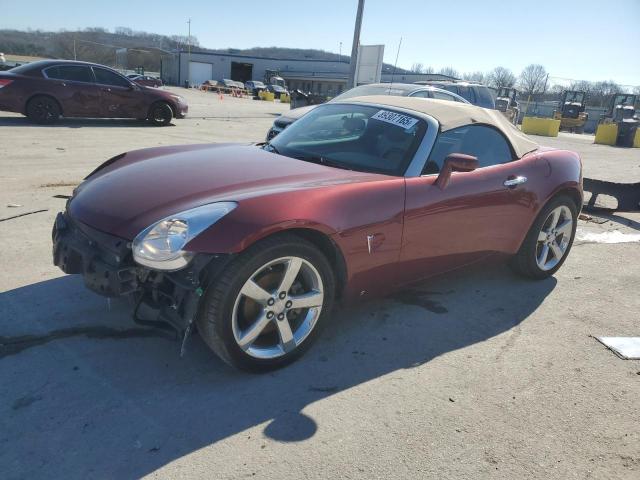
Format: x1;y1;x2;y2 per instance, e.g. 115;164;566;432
371;110;419;129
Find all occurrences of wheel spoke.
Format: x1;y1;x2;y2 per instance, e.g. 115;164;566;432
275;316;296;352
556;219;572;237
289;291;323;309
549;208;561;229
278;258;302;293
240;280;272;303
538;244;549;266
237;312;271;349
550;241;564;260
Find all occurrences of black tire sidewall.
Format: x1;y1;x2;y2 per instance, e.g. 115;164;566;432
26;96;60;124
198;236;336;372
148;102;172;126
517;195;578;279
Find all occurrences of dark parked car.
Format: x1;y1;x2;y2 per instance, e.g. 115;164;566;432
245;80;266;96
0;60;187;125
52;96;581;371
266;82;468;139
414;80;495;109
128;74;163;88
266;84;288;99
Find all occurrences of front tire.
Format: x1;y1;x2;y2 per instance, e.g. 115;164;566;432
26;95;61;124
197;234;336;372
148;102;173;126
510;195;578;279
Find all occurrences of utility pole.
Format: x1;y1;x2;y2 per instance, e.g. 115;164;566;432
339;41;342;62
186;18;191;87
73;38;77;60
347;0;365;89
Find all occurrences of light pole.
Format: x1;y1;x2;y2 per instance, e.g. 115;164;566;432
186;18;191;87
347;0;365;89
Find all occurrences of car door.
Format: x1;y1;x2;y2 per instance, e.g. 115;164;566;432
43;65;101;117
92;67;143;118
398;124;537;284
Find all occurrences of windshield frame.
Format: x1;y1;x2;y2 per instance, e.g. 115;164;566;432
268;101;439;177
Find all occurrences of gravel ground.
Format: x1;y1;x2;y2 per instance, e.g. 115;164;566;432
1;88;639;479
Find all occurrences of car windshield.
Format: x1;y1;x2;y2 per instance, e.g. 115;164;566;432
332;85;411;101
267;103;427;176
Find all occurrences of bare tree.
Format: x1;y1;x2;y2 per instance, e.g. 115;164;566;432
518;64;548;96
411;62;424;73
634;85;640;95
423;65;435;74
487;67;516;88
438;66;459;79
465;71;486;83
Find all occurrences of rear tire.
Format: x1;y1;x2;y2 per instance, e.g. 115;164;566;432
510;195;578;279
148;102;173;126
26;95;61;124
196;233;336;372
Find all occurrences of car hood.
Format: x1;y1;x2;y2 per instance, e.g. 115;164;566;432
69;143;384;239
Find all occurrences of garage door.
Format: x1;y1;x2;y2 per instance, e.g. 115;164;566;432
188;61;213;86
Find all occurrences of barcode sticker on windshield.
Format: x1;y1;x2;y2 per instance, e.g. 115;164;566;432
371;110;419;129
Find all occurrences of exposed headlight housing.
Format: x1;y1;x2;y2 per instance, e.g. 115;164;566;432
132;202;237;271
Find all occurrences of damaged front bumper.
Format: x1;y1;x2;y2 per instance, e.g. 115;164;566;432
52;212;228;347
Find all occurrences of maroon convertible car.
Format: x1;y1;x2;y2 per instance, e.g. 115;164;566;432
0;60;187;125
52;96;582;371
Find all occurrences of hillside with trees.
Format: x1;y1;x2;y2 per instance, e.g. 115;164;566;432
0;28;409;74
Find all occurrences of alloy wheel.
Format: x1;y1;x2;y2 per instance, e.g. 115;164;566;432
232;256;324;359
535;205;573;271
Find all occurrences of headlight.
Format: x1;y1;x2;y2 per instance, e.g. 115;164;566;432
132;202;237;271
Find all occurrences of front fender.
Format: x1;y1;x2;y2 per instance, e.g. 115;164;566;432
185;177;407;300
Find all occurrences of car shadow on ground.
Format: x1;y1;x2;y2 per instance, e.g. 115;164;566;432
0;116;172;128
0;260;556;479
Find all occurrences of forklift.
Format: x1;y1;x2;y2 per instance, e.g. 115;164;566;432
553;90;589;133
597;93;638;147
494;87;520;125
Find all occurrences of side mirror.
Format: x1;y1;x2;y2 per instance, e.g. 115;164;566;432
435;153;479;190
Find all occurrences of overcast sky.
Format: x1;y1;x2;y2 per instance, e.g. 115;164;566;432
2;0;639;86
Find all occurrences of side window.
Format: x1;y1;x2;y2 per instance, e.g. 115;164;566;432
423;124;514;175
409;90;430;98
476;87;496;108
45;65;93;83
457;86;476;104
93;68;131;88
432;91;456;101
441;85;459;96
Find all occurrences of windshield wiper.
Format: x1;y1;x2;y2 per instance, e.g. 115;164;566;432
257;142;280;155
293;155;353;171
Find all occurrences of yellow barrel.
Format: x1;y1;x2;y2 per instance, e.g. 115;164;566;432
634;128;640;148
280;94;290;103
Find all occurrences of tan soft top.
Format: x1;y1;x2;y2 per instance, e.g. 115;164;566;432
342;95;539;158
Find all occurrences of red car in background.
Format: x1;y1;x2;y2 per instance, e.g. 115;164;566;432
52;96;582;371
0;60;186;125
127;74;163;88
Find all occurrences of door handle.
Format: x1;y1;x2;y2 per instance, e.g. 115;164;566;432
503;176;527;187
101;87;112;92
